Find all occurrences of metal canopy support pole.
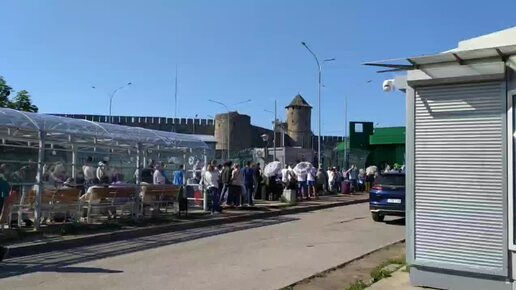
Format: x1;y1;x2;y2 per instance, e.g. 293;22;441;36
183;150;187;180
136;143;142;185
273;100;277;162
317;65;322;167
34;130;46;230
202;148;208;211
70;135;77;179
135;143;142;219
143;149;147;172
227;111;230;160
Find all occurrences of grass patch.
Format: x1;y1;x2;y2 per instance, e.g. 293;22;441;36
370;257;405;282
346;280;368;290
347;256;406;289
371;267;391;282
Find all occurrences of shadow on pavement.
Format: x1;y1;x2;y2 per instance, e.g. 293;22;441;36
0;215;297;279
43;266;124;274
385;218;405;226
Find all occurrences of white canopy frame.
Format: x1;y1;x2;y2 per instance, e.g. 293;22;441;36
0;108;209;228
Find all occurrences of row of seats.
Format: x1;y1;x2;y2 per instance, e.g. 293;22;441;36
0;184;182;228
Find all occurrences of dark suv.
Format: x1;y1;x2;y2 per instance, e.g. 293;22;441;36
369;173;405;222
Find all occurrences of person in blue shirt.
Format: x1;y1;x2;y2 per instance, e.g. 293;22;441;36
242;161;255;206
173;164;185;186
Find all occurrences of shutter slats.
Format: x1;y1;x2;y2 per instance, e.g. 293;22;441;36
414;82;505;273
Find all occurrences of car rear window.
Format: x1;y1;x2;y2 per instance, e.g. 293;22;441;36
374;174;405;186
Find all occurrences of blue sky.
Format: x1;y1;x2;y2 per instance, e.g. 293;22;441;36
1;0;515;136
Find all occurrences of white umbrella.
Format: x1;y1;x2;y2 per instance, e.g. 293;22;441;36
293;162;313;175
366;166;377;176
264;161;282;177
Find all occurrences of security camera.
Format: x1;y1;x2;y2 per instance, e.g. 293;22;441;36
382;79;395;92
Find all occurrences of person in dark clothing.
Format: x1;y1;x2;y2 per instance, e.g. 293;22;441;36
242;161;255;206
217;164;223;190
253;163;262;199
219;161;233;205
140;159;155;184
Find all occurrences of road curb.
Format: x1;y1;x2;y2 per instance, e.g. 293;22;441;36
7;196;369;258
279;238;406;290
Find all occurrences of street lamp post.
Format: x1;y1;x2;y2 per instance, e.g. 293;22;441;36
301;41;334;168
264;100;278;162
92;82;132;123
344;95;348;169
261;134;269;160
209;99;251;160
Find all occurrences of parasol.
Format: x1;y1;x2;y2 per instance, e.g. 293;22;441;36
293;162;313;175
264;161;282;177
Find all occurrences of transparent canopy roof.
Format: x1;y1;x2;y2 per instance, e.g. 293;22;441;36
0;108;208;149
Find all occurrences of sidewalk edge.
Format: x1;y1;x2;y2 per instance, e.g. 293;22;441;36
279;238;406;290
8;197;369;258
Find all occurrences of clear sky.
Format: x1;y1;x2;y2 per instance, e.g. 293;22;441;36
1;0;515;136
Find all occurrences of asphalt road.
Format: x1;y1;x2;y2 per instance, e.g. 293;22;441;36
0;203;404;290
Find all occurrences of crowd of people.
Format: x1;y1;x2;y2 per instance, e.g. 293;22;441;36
197;159;404;215
200;160;262;214
277;163;367;198
0;157;189;212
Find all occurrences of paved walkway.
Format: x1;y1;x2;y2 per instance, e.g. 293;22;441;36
2;193;368;252
0;203;404;290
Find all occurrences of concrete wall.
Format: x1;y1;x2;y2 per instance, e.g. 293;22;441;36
54;113;344;162
53;114;215;135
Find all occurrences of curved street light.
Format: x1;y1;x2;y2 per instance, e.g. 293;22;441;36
92;82;133;123
301;41;335;167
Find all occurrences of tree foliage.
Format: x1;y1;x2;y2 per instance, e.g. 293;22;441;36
0;76;38;112
0;77;13;108
11;90;38;112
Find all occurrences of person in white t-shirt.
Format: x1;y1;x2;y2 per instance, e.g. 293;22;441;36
307;166;317;199
96;161;111;184
203;164;222;214
328;168;336;192
297;169;308;199
153;163;166;185
82;156;96;188
281;165;289;188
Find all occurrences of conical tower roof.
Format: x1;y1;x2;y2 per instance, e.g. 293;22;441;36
285;94;312;109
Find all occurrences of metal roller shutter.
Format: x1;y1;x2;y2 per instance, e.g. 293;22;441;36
414;82;505;275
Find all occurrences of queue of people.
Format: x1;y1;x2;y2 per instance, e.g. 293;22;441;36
200;160;263;214
0;156;188;205
271;163;380;197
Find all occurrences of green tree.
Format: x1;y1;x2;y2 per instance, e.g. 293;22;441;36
0;76;13;108
0;76;38;112
11;90;38;113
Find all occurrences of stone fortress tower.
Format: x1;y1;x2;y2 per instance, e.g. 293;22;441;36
285;94;312;149
214;111;252;153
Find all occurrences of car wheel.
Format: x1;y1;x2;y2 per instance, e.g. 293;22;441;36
372;212;385;222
